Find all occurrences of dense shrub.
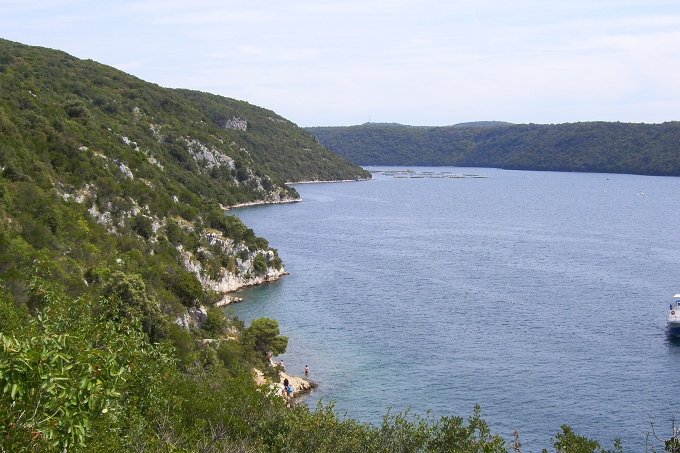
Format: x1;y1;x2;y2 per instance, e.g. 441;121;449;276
203;306;227;336
130;214;153;239
102;271;168;342
168;269;203;308
241;317;288;361
252;253;268;275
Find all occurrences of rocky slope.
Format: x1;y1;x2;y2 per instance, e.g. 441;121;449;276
0;38;367;326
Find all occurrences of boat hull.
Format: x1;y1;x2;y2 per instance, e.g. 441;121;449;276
668;321;680;337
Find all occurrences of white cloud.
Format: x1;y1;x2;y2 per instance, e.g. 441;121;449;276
2;0;680;125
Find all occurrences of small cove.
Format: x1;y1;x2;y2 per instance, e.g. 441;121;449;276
229;167;680;451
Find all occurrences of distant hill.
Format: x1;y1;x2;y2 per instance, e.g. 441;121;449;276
307;121;680;176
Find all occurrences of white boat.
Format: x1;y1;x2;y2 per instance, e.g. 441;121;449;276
668;294;680;337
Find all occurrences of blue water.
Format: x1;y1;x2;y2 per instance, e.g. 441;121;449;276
229;167;680;452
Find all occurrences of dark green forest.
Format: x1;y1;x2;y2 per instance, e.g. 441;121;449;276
0;39;670;451
307;122;680;176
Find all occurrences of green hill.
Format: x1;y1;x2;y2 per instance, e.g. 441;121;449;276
0;36;371;347
307;121;680;176
0;37;370;307
0;37;373;365
0;38;376;450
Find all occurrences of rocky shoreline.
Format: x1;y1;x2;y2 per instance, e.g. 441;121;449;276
253;364;318;403
214;294;244;307
227;197;301;210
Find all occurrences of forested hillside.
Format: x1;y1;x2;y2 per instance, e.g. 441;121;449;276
0;39;644;451
307;122;680;176
0;37;371;312
0;39;372;449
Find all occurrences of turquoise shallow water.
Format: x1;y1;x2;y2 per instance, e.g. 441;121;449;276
229;167;680;452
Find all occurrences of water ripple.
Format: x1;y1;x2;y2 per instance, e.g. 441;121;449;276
231;167;680;452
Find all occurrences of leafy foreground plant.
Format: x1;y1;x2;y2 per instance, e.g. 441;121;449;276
541;425;622;453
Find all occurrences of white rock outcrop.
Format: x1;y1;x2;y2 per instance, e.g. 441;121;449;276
181;246;287;294
224;116;247;131
174;305;209;329
185;138;235;171
118;162;134;179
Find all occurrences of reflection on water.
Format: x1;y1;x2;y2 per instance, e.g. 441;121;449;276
666;334;680;349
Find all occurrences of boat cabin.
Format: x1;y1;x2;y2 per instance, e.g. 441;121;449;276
670;295;680;337
671;294;680;314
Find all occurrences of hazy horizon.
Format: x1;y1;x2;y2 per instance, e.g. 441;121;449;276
2;1;679;127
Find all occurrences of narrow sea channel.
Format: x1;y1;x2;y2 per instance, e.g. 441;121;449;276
229;167;680;452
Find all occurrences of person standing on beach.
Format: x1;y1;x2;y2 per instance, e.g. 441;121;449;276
282;378;291;406
282;378;294;399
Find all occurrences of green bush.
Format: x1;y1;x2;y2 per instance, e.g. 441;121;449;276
547;425;622;453
168;269;203;308
252;253;268;275
101;271;168;342
203;306;226;336
216;339;249;372
0;277;173;451
167;323;195;364
241;317;288;361
63;98;90;120
130;214;153;239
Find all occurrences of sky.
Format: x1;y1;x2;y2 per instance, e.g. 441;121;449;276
2;0;680;126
